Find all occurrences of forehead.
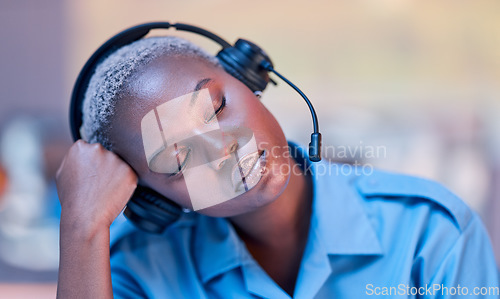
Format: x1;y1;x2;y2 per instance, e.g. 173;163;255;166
110;55;225;159
124;54;221;111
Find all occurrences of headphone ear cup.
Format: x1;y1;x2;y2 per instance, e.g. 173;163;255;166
216;39;273;93
217;60;256;91
123;185;183;234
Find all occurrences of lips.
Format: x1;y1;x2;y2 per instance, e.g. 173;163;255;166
231;150;266;192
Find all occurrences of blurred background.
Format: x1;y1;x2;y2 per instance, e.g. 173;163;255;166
0;0;499;297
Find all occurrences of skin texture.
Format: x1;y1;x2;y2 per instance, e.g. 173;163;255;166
56;54;313;297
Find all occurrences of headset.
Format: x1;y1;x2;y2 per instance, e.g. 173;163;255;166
70;22;321;234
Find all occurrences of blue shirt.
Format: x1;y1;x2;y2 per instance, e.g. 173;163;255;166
109;143;499;298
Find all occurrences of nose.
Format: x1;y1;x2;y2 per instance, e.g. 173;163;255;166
194;127;239;171
182;126;253;171
207;126;254;170
208;136;238;170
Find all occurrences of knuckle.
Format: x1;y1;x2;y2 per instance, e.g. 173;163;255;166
72;140;87;154
91;143;102;151
74;139;86;148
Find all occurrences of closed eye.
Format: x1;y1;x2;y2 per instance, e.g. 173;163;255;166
169;146;191;177
205;96;226;123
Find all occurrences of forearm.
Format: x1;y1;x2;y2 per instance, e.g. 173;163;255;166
55;141;138;298
57;215;113;299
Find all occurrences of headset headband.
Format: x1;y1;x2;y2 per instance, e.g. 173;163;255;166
71;22;238;141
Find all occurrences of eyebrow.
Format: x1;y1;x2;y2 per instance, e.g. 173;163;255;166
190;78;213;106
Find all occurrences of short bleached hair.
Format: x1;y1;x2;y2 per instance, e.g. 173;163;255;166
80;36;222;150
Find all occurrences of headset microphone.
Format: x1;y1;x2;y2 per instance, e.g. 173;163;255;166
259;60;321;162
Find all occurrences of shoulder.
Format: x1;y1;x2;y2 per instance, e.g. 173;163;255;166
108;213;201;296
353;168;473;232
347;168;478;265
348;169;499;284
109;212;198;262
348;169;494;272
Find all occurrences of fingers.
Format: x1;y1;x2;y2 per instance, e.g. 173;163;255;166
56;139;139;227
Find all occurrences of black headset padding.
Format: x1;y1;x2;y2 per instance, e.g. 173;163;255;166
123;185;183;234
216;39;273;93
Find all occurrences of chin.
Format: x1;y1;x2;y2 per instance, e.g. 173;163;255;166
196;149;291;218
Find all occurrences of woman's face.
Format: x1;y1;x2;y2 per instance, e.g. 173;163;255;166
110;54;291;217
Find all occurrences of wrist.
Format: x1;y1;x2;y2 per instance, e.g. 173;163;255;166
60;211;111;241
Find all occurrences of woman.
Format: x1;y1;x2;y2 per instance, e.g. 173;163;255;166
56;35;499;298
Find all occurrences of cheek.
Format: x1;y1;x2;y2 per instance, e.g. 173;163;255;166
226;90;287;146
243;98;286;143
226;87;290;189
264;144;291;189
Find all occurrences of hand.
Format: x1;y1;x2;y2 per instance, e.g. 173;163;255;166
56;140;137;231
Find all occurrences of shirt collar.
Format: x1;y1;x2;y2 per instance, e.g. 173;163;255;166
194;141;383;284
286;141;384;256
193;215;250;284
